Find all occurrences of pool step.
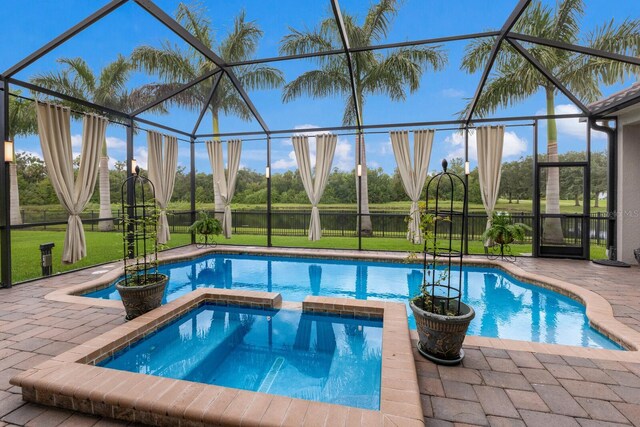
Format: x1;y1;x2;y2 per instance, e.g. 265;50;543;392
258;357;285;393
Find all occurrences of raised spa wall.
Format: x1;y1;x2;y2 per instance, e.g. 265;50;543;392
11;288;424;427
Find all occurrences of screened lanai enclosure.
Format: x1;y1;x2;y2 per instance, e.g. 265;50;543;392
1;0;640;286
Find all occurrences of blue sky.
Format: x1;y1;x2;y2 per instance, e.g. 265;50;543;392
2;0;635;175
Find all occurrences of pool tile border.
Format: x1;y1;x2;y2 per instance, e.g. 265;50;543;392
11;289;424;427
43;245;640;361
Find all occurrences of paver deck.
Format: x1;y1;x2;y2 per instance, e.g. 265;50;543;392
0;245;639;426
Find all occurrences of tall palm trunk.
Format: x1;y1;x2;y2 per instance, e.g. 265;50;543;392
9;143;22;224
542;88;564;244
212;112;224;222
356;131;372;236
98;141;114;231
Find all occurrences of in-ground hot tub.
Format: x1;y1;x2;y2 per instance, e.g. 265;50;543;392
12;289;424;426
100;303;383;410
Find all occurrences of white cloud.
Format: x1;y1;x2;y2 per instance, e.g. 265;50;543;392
106;136;126;150
444;129;528;161
134;147;148;169
272;124;354;172
441;88;465;98
272;150;297;169
71;134;82;147
71;134;126;150
536;104;605;140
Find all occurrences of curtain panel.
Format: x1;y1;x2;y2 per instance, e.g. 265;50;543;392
147;131;178;245
292;134;337;241
206;139;242;238
476;125;505;245
390;129;434;244
35;101;108;264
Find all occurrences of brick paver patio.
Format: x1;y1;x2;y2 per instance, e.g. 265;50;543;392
0;246;639;426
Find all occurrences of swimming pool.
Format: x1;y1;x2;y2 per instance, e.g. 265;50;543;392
99;303;383;409
87;253;622;350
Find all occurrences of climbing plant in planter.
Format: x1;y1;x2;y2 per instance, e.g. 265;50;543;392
115;165;168;320
410;159;475;365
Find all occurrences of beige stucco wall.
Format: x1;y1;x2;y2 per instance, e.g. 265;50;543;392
617;105;640;263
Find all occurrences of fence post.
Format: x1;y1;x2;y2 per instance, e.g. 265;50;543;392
596;212;601;245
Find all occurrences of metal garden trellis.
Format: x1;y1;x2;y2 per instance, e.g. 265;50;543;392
0;0;638;286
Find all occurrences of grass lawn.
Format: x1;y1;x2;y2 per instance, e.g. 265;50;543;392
11;230;192;283
10;230;607;283
22;198;609;215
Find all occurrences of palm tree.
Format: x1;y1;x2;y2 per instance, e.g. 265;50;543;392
31;56;158;231
280;0;447;236
461;0;640;244
8;92;38;225
130;3;284;217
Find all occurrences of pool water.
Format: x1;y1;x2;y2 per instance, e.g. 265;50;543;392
87;254;622;350
100;304;383;409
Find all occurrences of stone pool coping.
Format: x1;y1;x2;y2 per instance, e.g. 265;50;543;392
11;288;423;426
44;245;640;361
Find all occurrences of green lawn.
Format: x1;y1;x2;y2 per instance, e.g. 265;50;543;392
9;230;607;283
21;198;609;215
11;230;192;283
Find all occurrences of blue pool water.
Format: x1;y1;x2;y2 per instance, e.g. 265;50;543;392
100;304;383;409
88;254;622;350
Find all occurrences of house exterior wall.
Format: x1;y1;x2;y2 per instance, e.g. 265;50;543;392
617;106;640;264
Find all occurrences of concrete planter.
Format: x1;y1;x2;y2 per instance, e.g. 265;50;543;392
410;297;475;365
116;273;169;320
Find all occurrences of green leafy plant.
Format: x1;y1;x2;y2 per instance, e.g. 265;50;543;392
408;212;457;316
121;203;162;287
482;212;531;245
189;211;222;236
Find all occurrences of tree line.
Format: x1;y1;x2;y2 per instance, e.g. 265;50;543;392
15;151;607;209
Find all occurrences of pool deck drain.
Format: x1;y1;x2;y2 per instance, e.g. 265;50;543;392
0;245;639;426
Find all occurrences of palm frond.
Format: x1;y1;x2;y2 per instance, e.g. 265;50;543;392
238;65;285;90
365;46;447;97
460;37;498;74
363;0;399;44
56;57;96;94
282;68;351;103
342;94;361;126
219;10;263;63
130;44;198;83
551;0;583;44
512;2;554;39
31;71;87;102
279;23;338;57
95;55;131;107
175;1;213;49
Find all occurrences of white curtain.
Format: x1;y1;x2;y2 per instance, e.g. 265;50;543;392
207;139;242;238
476;126;505;245
390;129;434;244
147;131;178;245
35;102;107;264
293;134;337;241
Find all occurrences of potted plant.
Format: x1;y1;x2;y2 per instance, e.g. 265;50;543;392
482;212;530;245
482;212;531;259
409;159;474;365
189;211;222;247
409;213;475;365
115;166;169;320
